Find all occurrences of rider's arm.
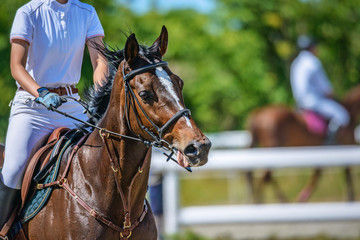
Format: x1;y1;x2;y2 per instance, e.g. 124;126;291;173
87;36;108;87
10;39;41;97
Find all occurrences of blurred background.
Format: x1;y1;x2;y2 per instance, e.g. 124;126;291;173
2;0;360;139
1;0;360;239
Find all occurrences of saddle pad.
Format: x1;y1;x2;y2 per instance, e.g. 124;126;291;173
302;110;327;135
19;130;83;223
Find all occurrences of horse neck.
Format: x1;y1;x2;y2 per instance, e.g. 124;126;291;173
96;77;151;218
341;99;358;128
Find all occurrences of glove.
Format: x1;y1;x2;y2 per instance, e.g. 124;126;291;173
35;87;62;110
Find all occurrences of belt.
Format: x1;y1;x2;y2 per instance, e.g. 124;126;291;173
19;86;78;96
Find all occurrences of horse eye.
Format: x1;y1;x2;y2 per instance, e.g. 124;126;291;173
139;91;152;101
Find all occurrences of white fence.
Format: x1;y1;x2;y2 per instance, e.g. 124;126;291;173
150;142;360;235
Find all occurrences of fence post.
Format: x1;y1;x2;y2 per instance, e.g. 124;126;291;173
163;169;179;235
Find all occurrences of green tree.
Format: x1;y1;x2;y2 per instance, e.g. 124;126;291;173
1;0;360;141
0;0;29;141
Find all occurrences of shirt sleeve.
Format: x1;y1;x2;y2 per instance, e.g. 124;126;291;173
86;8;104;40
10;8;33;44
313;64;333;95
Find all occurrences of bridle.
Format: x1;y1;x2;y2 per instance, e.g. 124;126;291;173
122;60;191;149
53;60;191;153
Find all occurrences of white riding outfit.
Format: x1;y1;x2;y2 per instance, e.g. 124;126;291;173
290;50;350;129
1;0;104;189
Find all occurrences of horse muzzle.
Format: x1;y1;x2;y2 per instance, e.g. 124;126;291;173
183;138;211;167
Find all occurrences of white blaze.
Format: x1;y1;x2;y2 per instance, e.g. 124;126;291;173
156;67;192;128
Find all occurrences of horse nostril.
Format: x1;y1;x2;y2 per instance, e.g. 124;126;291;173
184;142;199;157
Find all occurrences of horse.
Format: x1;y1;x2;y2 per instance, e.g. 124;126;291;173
0;26;211;239
246;85;360;203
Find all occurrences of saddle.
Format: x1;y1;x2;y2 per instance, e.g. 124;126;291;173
21;127;70;209
301;110;328;136
2;127;87;240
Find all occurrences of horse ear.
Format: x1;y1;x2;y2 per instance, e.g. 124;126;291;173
125;33;139;66
151;25;168;56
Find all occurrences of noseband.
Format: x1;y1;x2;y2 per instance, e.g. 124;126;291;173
122;61;191;149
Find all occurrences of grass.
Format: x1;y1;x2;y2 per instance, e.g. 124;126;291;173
166;231;360;240
179;166;360;205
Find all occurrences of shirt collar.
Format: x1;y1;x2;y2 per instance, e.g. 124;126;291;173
48;0;72;11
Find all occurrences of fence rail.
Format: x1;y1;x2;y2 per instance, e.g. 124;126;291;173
151;144;360;235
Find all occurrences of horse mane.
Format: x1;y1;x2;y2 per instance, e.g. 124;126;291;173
343;85;360;104
84;40;160;125
83;45;123;125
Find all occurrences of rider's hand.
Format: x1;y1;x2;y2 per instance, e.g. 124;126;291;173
35;87;62;110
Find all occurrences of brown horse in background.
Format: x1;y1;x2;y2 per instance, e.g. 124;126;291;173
1;26;211;239
247;85;360;203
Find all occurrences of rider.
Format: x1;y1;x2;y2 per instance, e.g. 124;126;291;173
290;35;350;143
0;0;107;230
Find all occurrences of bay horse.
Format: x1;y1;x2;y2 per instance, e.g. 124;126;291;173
1;26;211;239
246;85;360;203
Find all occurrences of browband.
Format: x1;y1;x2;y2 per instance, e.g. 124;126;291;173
123;61;169;82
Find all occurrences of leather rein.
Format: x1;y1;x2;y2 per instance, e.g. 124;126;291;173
40;60;191;239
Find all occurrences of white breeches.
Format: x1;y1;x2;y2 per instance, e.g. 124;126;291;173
307;98;350;128
0;90;87;189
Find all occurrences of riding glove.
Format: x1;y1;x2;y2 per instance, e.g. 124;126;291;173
35;87;62;110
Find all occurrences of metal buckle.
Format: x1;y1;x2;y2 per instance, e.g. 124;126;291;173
111;165;119;173
123;220;131;229
121;219;132;239
99;128;110;140
58;178;67;188
90;209;98;217
0;235;9;240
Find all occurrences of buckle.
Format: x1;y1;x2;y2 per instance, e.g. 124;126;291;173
120;230;132;239
58;178;67;188
90;209;98;217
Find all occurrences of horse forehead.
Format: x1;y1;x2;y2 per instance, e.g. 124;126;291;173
155;67;177;91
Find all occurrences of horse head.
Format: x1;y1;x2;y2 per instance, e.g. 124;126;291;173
110;26;211;167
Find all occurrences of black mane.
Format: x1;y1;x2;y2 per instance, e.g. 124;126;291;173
84;41;160;125
84;45;124;125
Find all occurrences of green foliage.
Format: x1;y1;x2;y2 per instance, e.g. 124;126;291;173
1;0;360;141
0;0;28;141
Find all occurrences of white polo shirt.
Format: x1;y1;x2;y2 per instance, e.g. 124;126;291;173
10;0;104;88
290;50;333;109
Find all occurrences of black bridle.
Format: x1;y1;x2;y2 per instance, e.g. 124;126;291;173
48;60;192;171
122;61;191;148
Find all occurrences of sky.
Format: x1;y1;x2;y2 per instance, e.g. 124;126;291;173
120;0;216;14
